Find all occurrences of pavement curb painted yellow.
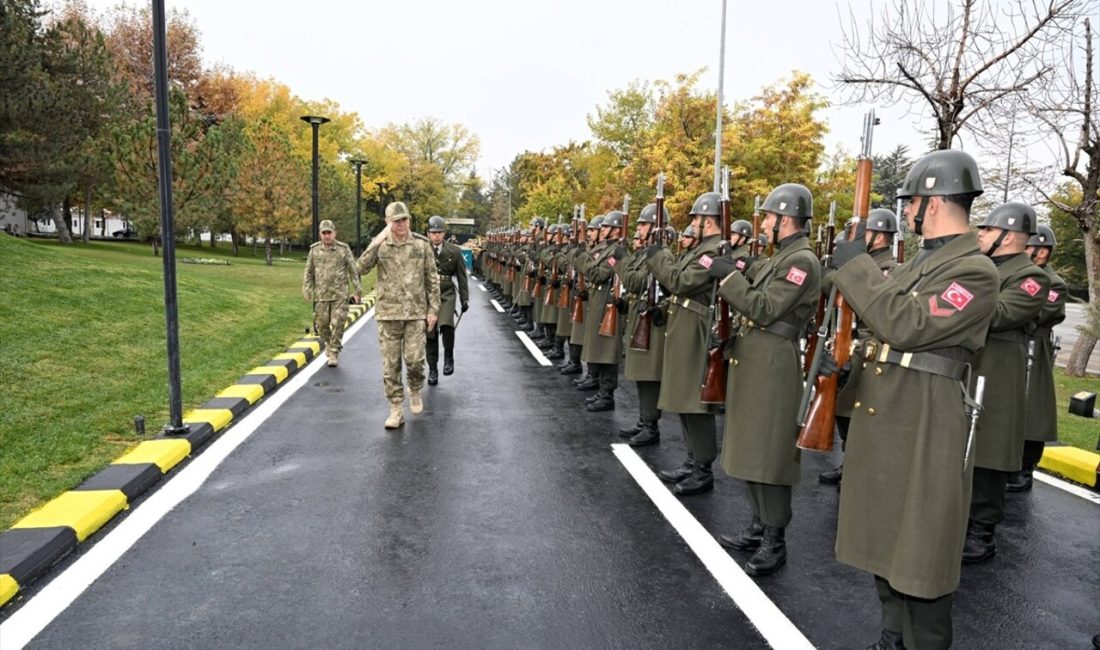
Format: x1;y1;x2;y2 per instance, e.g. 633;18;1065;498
0;295;375;608
1038;445;1100;487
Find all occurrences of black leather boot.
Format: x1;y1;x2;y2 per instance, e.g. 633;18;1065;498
575;376;599;391
718;516;764;551
619;419;644;438
628;421;660;447
658;459;694;484
818;463;843;485
865;629;906;650
559;361;583;375
744;526;787;576
962;520;996;564
443;353;454;376
673;463;714;495
545;338;565;359
1006;469;1033;492
427;364;439;386
586;390;615;412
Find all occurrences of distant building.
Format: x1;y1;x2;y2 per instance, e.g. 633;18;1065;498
0;191;130;237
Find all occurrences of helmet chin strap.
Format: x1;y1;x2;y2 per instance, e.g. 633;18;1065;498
913;198;929;236
985;229;1009;258
772;215;781;247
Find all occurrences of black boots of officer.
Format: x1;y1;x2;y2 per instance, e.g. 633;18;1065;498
718;516;765;552
559;344;583;374
618;419;660;447
1005;469;1033;492
744;526;787;576
428;364;439;386
535;324;556;350
673;462;713;495
586;389;615;412
574;366;599;390
962;520;996;564
659;457;695;484
546;336;566;360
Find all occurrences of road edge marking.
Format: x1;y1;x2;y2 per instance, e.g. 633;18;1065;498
489;299;505;313
515;330;552;366
1034;471;1100;504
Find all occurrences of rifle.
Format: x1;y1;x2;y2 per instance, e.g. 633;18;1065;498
803;201;837;373
1052;335;1062;361
750;195;762;257
895;191;906;264
797;109;878;452
558;208;578;309
701;166;732;404
531;225;545;299
545;214;563;306
630;173;665;351
963;376;986;470
1025;338;1037;397
599;195;630;337
571;205;587;324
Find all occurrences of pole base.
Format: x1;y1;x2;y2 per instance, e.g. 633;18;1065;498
161;423;192;437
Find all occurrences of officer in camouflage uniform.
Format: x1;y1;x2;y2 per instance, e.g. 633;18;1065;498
1008;224;1068;491
303;219;361;367
963;202;1049;564
357;202;441;429
707;183;821;576
819;209;901;485
824;150;998;650
425;216;469;385
643;192;727;496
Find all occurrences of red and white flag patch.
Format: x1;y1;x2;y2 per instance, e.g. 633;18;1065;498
785;266;807;286
735;259;746;270
698;254;713;269
940;282;974;311
608;256;617;268
1020;277;1042;297
1047;290;1060;303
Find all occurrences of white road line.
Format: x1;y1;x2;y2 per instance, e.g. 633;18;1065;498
611;444;815;650
490;299;505;313
1035;470;1100;504
478;284;487;292
515;330;553;366
0;310;376;650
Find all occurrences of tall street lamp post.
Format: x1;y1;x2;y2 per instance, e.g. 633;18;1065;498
300;115;330;243
349;158;367;255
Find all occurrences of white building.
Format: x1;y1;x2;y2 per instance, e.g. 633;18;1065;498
0;191;130;237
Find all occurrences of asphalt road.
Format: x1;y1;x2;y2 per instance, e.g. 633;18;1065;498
10;281;1100;649
1055;303;1099;374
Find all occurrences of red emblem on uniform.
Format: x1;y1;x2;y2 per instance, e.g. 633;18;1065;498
735;259;746;270
1047;290;1060;303
928;295;955;317
698;254;713;269
608;256;617;268
941;282;974;311
785;266;807;286
1020;277;1041;296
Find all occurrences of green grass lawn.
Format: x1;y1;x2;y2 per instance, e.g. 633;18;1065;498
0;236;373;529
1054;367;1100;452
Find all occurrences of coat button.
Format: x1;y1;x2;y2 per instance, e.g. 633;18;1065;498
874;367;883;375
854;401;861;408
867;407;876;416
732;359;739;367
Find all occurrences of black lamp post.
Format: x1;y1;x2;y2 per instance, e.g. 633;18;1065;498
300;115;330;243
349;158;367;254
376;181;389;233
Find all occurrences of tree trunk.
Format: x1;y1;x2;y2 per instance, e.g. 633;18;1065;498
264;236;273;266
151;237;159;256
1064;229;1099;376
279;239;286;255
57;197;74;244
252;236;258;257
82;186;92;244
231;229;239;256
100;209;106;237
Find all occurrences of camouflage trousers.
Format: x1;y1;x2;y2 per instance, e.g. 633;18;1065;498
314;300;349;353
377;319;427;404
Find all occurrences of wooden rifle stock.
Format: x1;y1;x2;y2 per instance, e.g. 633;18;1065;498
701;167;732;404
630;173;665;351
804;205;837;373
598;278;619;337
797;110;877;452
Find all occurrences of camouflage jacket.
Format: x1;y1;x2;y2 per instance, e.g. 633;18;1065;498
303;240;361;302
357;231;440;321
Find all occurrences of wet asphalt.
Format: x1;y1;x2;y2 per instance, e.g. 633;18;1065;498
19;278;1100;649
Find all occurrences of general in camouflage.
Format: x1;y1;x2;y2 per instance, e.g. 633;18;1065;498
303;226;361;365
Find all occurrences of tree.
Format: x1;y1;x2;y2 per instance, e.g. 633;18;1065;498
103;4;202;111
587;80;656;167
834;0;1079;149
1048;185;1088;290
233;118;308;265
456;171;491;233
872;144;913;207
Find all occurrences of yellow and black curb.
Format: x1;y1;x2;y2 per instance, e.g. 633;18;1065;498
1038;444;1100;488
0;296;375;609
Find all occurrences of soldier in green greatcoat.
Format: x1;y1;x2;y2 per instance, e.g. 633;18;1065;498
643;192;727;495
619;203;670;446
707;183;821;576
580;211;627;412
571;216;603;387
824;150;998;650
1008;225;1068;492
534;223;560;353
425;216;469;385
303;220;362;367
527;218;549;342
553;224;578;368
963;202;1049;564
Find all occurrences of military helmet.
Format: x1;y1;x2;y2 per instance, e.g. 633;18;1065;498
385;201;411;222
427;215;446;232
603;211;626;229
690;192;722;217
730;220;753;239
681;223;697;239
588;215;605;230
866;209;898;233
319;219;336;233
897;150;983;199
978;202;1037;234
638;202;670;224
530;216;546;229
760;183;813;220
1028;224;1056;248
663;225;678;243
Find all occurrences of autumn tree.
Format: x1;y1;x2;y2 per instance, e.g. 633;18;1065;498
233;118;308;265
103;3;202;112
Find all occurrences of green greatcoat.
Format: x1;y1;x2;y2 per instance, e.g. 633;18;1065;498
537;243;558;325
621;249;667;381
718;235;821;486
971;253;1049;471
581;241;624;364
647;233;725;415
514;245;532;307
433;240;470;328
832;232;998;599
1024;266;1067;441
554;245;577;337
569;245;590;346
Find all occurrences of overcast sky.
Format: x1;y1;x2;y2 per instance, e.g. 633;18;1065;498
82;0;1004;175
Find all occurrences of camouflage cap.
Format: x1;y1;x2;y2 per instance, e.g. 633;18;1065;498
319;219;335;233
385;201;411;222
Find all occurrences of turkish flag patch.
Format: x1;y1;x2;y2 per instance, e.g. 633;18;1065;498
698;254;713;269
608;256;617;268
1048;290;1060;303
941;282;974;311
785;266;807;286
735;259;746;270
1020;277;1042;296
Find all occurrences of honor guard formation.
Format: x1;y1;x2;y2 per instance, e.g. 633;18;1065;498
475;118;1073;650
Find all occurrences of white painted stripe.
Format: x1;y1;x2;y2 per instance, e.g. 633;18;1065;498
611;444;815;650
1035;470;1100;504
478;284;487;292
0;310;376;650
490;299;505;313
515;330;553;366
